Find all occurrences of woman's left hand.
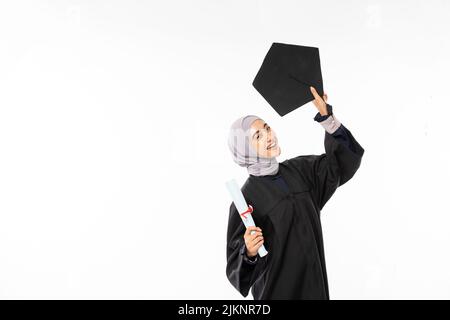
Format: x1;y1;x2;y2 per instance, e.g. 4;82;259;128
310;86;328;116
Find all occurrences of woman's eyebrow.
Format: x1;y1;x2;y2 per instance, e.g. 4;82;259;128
252;123;268;139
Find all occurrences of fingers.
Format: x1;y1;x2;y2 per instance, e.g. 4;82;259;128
249;232;262;241
245;231;263;244
254;238;264;250
245;226;262;237
250;235;264;247
244;226;264;253
249;237;264;255
310;86;321;100
310;86;327;103
246;231;262;238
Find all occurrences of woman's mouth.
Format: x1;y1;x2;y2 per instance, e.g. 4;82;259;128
267;141;277;150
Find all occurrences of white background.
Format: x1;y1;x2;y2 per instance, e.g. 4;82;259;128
0;0;449;299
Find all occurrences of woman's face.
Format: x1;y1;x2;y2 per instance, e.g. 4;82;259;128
249;119;281;158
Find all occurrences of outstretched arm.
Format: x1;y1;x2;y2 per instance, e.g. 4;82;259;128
288;88;365;210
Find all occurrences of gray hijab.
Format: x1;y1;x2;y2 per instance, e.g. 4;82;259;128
228;115;279;176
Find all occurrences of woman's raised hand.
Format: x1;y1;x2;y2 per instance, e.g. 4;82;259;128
310;86;328;116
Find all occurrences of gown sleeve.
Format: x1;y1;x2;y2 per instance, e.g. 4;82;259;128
290;108;365;211
226;202;264;297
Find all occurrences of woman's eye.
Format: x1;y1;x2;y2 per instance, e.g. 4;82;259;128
267;126;271;131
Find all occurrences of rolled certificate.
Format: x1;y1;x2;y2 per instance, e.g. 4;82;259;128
225;179;268;257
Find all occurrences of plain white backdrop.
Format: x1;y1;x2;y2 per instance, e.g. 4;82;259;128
0;0;449;299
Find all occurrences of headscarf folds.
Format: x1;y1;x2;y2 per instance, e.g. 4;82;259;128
227;115;279;176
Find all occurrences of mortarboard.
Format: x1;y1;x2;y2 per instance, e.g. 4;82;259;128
252;42;324;117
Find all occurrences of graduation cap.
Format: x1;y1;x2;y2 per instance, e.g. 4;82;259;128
252;42;324;117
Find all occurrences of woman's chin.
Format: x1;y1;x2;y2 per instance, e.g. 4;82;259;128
275;147;281;157
268;146;281;158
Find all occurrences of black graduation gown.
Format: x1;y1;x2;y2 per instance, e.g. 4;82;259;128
225;127;364;300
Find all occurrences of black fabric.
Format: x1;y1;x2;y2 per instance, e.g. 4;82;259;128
314;104;334;122
330;124;357;154
252;42;324;117
226;127;364;299
259;119;356;194
313;104;356;153
261;173;290;193
244;250;258;262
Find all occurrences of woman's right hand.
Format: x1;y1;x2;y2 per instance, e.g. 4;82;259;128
310;86;329;116
244;226;264;258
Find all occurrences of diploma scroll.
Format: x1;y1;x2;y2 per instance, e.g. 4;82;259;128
225;179;268;257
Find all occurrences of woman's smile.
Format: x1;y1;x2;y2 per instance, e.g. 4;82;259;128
267;140;277;150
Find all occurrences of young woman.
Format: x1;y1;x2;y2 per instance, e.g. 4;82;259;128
226;87;365;299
